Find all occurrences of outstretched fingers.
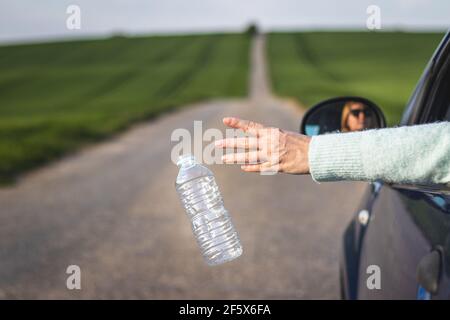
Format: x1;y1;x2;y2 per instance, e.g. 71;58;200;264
222;117;265;136
240;164;262;172
215;137;259;149
218;117;278;172
222;151;262;164
240;162;276;173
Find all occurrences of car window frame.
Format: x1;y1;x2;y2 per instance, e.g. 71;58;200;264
421;54;450;123
389;31;450;195
418;32;450;124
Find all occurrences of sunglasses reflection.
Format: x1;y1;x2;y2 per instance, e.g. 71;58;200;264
341;101;374;132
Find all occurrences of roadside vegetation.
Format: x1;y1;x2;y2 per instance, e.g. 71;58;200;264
0;33;250;183
268;31;444;126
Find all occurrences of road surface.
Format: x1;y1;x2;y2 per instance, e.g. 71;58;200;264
0;35;366;299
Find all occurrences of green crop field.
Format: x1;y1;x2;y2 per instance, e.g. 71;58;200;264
1;31;445;184
268;31;445;126
0;33;250;183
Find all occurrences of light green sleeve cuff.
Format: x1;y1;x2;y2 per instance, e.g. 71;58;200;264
308;122;450;185
308;131;365;183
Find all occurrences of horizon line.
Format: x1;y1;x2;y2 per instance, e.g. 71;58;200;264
1;25;448;46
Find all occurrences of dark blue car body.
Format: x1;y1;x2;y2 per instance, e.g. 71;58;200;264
340;31;450;300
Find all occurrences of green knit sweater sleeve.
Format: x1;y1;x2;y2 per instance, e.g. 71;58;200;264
308;122;450;185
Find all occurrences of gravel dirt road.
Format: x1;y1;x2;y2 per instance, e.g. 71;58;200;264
0;35;366;299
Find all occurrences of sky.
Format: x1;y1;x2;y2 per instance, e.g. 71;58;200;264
0;0;448;43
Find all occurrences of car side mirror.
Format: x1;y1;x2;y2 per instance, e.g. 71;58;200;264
300;96;387;136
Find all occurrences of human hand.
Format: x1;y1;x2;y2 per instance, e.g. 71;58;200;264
214;117;311;174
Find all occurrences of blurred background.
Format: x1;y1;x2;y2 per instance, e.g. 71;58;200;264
0;0;447;299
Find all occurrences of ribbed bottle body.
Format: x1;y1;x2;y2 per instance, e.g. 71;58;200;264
176;155;242;266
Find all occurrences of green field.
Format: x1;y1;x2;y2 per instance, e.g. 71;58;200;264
0;31;445;183
268;31;444;126
0;33;250;183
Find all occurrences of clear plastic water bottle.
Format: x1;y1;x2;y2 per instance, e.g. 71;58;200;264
175;154;243;266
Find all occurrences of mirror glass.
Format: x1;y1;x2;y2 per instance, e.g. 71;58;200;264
303;99;383;136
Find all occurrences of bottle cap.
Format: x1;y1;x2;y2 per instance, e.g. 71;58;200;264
177;154;197;167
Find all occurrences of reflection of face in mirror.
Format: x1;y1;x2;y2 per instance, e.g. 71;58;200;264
302;98;382;136
341;101;373;132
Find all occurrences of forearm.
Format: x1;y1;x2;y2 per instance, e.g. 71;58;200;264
308;122;450;185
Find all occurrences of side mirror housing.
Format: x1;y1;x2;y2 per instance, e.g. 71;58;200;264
300;96;387;136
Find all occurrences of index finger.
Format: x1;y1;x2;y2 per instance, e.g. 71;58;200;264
223;117;265;136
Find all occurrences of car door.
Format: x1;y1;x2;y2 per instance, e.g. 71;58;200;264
356;32;450;300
